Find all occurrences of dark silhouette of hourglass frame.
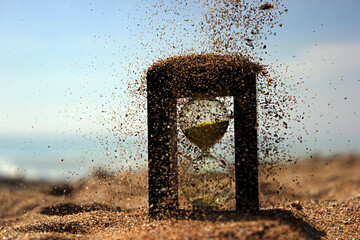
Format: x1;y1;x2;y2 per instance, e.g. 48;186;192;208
147;54;262;218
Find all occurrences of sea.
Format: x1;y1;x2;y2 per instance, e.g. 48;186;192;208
2;130;355;183
0;134;148;182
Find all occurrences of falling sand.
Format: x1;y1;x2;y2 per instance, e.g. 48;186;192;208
1;0;359;239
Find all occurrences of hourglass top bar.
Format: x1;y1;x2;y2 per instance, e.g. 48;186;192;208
147;53;262;218
147;53;262;98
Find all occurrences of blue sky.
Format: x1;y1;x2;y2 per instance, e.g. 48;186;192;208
0;0;359;158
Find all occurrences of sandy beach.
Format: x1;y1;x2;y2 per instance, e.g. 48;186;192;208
0;155;359;239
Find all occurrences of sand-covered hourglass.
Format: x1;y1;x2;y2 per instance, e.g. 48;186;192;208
147;54;260;218
179;97;232;208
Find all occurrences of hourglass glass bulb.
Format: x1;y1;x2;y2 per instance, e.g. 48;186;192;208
179;98;230;151
181;153;232;206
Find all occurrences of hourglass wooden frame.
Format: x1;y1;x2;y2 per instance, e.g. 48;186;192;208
147;54;261;218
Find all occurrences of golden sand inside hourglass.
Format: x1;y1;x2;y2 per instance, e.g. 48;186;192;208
191;196;219;206
183;120;229;150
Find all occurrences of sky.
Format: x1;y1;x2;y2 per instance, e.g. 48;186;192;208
0;0;359;176
271;1;360;155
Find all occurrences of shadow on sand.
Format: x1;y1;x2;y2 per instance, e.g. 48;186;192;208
173;209;326;240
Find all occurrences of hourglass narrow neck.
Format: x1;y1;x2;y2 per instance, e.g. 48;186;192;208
201;149;211;156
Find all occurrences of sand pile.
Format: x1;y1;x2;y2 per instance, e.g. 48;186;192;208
1;155;359;239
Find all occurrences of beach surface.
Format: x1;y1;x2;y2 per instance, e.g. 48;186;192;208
1;155;359;239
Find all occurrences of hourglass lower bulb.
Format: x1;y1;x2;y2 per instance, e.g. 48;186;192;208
181;153;232;206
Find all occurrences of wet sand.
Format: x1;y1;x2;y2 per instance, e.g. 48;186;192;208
0;155;359;239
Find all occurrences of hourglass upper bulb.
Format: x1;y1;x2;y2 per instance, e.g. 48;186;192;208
179;97;230;151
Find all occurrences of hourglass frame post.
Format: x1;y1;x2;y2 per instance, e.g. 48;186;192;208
233;75;259;213
147;54;261;218
147;68;179;219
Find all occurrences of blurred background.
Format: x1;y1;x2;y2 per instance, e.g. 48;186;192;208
0;0;359;182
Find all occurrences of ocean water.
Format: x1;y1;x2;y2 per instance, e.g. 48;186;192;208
4;130;357;183
0;134;148;182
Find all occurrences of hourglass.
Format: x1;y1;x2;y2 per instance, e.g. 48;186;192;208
179;97;232;208
147;54;261;218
